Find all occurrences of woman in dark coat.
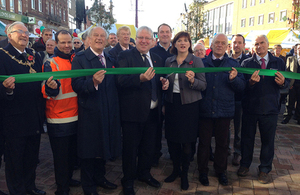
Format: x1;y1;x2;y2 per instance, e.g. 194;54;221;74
164;31;207;190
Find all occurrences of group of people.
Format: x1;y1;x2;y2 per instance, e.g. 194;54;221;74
0;21;291;195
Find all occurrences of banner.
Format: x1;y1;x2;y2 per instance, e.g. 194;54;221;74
0;67;298;84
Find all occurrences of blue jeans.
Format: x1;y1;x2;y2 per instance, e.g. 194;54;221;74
240;113;278;173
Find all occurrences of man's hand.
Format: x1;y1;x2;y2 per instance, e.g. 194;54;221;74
3;77;15;93
229;67;238;81
275;71;285;86
140;67;155;82
160;77;169;90
249;70;260;86
185;71;195;84
46;76;58;89
93;70;106;86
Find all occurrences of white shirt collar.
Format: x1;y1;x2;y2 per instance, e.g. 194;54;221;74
12;45;26;54
212;54;224;60
90;47;104;57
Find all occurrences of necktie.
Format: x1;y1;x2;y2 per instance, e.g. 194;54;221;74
261;58;266;78
98;54;105;68
142;54;157;101
21;53;27;61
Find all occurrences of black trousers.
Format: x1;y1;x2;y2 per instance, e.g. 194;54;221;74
121;108;158;186
167;141;191;175
197;118;231;174
240;113;277;173
5;134;41;195
81;158;106;194
49;134;77;194
284;83;300;120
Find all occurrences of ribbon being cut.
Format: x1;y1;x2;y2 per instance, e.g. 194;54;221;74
0;67;298;84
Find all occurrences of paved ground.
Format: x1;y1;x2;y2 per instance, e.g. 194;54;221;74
0;106;300;194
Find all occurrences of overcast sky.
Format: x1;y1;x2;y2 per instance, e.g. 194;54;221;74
85;0;194;31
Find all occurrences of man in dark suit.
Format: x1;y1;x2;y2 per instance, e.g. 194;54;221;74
117;26;169;195
0;21;47;195
32;28;53;52
150;23;174;166
282;43;300;124
238;35;289;184
0;23;10;48
109;26;134;60
103;33;118;54
71;26;122;195
230;34;249;166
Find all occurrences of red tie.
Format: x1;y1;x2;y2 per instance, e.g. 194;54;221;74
261;58;266;78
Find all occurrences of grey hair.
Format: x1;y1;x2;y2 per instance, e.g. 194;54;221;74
46;39;55;44
117;26;131;36
193;43;205;50
212;33;228;45
136;26;153;38
81;32;88;40
253;34;269;44
87;26;108;39
73;37;82;43
7;21;26;34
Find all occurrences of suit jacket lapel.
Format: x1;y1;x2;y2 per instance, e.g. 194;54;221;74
85;47;103;68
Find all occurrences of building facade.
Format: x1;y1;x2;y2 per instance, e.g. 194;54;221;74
0;0;68;35
203;0;294;36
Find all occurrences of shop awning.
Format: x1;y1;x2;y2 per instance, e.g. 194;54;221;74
243;29;299;48
0;21;6;36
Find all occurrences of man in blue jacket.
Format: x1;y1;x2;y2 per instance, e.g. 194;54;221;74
198;33;245;186
237;35;289;184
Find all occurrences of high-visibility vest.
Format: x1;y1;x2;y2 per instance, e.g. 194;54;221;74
42;56;78;124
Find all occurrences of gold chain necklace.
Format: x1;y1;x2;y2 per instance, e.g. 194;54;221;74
0;48;37;73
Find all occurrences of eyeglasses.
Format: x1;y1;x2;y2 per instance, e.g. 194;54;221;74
136;36;152;41
11;29;31;36
73;42;81;44
194;49;205;53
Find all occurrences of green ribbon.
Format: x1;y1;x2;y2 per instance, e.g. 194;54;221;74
0;67;298;83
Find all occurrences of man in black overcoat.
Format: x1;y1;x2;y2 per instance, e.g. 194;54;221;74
0;21;48;195
71;26;122;195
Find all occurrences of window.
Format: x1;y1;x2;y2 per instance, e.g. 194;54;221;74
51;4;54;15
219;24;223;32
280;10;287;21
241;18;246;27
242;0;247;8
31;0;35;9
10;0;14;12
18;0;22;14
226;3;232;17
68;0;71;9
220;6;225;18
259;0;265;3
250;0;255;6
258;14;264;25
59;9;62;18
268;12;274;23
249;17;254;26
1;0;5;9
46;2;49;14
214;8;219;20
38;0;42;12
63;11;65;21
